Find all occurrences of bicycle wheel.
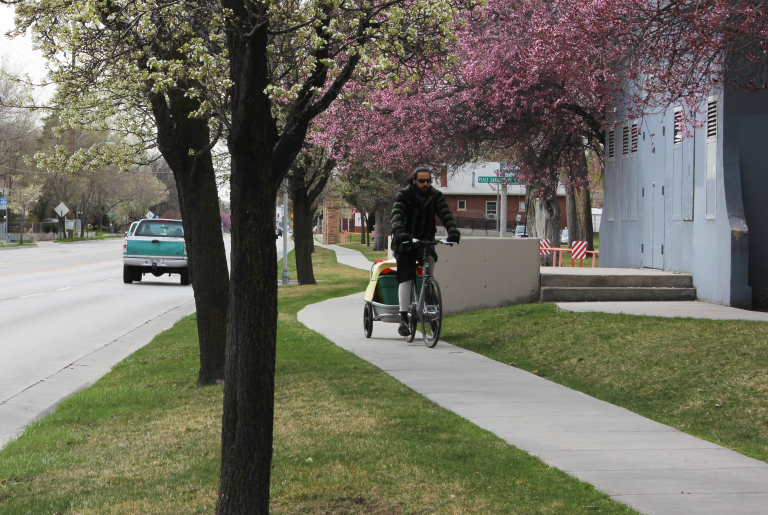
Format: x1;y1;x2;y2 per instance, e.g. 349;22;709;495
404;281;418;343
421;277;442;348
363;302;373;338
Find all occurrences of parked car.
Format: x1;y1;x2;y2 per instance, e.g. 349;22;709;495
561;227;569;245
514;225;528;238
124;221;138;239
123;219;189;285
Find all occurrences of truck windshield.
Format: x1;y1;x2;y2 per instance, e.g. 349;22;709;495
135;221;184;238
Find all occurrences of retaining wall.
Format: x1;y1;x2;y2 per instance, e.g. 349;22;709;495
432;237;540;315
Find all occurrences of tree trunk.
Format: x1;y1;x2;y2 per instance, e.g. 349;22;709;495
574;151;594;251
576;186;594;251
526;185;561;266
216;12;277;513
372;203;389;251
565;183;579;246
291;187;317;285
150;88;229;386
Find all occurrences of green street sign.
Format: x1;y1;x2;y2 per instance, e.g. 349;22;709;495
107;213;115;215
478;176;520;184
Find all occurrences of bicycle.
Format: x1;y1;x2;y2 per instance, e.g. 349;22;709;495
401;238;456;347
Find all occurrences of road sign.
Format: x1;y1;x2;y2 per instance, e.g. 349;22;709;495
145;210;155;219
478;175;521;185
516;214;521;221
477;176;506;184
54;203;70;218
0;197;6;210
107;212;115;216
539;239;551;256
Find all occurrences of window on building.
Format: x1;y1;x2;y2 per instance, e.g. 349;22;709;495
607;130;615;160
631;122;639;153
706;98;718;219
707;99;718;139
457;200;466;211
622;126;630;155
519;201;526;211
674;110;683;145
486;201;497;219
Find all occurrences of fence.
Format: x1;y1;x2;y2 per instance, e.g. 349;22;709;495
544;246;600;267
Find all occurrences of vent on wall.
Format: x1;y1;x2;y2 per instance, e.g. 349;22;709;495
674;110;683;144
631;123;639;153
622;126;630;155
608;130;615;159
707;100;717;139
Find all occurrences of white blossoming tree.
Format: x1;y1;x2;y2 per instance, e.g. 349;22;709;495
11;0;472;511
12;0;231;386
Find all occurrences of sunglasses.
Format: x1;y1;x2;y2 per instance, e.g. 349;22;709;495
416;178;432;184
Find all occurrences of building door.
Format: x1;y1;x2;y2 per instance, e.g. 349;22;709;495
644;119;666;269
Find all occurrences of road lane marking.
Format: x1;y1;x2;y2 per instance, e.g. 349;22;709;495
24;258;122;275
0;275;122;302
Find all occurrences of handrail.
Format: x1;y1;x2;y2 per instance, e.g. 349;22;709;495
546;247;600;267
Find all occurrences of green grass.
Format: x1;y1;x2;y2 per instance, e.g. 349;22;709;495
53;234;119;243
0;241;36;249
442;303;768;463
0;248;636;514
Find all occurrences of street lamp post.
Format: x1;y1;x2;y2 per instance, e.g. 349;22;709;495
282;181;290;285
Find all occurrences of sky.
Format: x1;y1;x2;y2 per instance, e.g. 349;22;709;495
0;5;50;87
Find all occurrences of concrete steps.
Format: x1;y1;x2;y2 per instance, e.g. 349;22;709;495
540;269;696;302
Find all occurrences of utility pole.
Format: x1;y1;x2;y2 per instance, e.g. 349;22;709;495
281;181;290;285
500;182;508;238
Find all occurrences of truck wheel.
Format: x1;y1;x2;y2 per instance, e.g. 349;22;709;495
180;270;190;286
133;269;143;282
123;265;134;284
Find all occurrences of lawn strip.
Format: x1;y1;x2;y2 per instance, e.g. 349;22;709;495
442;302;768;463
0;248;635;514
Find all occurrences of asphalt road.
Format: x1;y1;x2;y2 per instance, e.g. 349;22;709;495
0;233;293;447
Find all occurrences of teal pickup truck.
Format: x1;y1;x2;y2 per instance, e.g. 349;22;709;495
123;219;189;285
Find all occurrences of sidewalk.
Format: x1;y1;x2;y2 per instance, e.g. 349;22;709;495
304;245;768;515
314;240;373;271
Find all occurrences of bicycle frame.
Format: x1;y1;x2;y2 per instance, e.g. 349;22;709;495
410;239;450;324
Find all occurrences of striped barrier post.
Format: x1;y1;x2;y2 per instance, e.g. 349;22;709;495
539;239;551;256
571;241;587;267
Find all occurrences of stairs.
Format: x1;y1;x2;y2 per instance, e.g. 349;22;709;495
540;269;696;302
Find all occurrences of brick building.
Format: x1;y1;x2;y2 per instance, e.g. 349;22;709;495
434;162;566;233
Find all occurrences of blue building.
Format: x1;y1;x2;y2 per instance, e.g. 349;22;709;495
601;84;768;308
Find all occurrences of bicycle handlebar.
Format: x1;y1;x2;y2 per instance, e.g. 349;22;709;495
411;238;457;247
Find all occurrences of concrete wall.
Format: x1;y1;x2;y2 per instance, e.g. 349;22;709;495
432;237;540;315
602;88;756;307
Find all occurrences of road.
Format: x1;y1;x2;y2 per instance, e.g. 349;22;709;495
0;233;293;447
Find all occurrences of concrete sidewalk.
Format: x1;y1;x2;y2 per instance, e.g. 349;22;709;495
298;293;768;515
558;300;768;322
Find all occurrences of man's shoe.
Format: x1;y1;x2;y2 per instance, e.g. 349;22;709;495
398;321;411;337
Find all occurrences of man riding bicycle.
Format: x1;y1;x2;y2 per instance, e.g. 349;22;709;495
391;167;461;337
